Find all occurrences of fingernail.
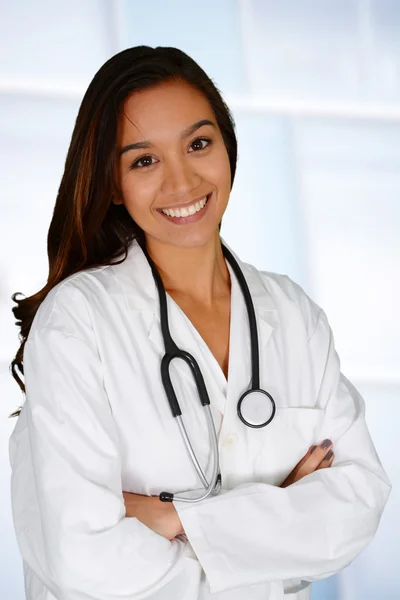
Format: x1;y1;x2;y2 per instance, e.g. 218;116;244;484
320;439;332;449
310;445;317;454
324;449;333;461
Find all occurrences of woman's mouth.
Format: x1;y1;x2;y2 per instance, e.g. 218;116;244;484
156;192;212;225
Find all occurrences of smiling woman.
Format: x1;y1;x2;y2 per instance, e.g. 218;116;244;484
8;45;390;600
9;45;238;410
112;80;231;256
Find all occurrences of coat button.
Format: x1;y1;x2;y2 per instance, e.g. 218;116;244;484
223;433;238;448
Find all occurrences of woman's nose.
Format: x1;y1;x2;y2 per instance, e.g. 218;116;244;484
161;156;200;196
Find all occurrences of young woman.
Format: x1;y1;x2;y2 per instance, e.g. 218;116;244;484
9;46;391;600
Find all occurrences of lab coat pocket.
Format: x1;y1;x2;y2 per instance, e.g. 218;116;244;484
253;407;325;486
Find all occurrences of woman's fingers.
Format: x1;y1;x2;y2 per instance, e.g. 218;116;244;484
279;440;334;487
296;439;333;479
316;448;334;470
292;444;318;470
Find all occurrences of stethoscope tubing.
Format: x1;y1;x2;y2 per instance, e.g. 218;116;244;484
162;406;222;502
137;237;273;503
221;244;260;390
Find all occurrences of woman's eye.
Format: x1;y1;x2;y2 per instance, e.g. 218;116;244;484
129;155;157;170
189;137;212;152
129;138;212;170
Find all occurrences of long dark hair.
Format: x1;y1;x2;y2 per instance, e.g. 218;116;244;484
9;45;238;418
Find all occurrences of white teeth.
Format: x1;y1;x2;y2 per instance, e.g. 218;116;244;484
161;195;209;218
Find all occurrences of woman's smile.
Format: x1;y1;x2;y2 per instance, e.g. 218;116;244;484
156;191;212;225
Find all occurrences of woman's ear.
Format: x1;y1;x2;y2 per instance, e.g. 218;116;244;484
111;193;124;206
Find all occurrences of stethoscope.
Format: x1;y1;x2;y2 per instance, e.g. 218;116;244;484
137;237;276;503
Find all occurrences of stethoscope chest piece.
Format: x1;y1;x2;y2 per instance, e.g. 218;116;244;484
237;389;276;428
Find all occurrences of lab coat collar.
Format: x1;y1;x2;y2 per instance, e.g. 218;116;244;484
118;236;276;312
115;236;278;411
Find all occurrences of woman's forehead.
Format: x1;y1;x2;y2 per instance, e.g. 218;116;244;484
118;83;216;144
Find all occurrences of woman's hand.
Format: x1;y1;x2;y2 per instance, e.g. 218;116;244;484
279;439;334;488
122;491;184;541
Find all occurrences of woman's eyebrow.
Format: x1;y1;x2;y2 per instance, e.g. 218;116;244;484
118;118;216;157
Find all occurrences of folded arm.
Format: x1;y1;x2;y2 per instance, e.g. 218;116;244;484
10;324;190;600
173;307;392;595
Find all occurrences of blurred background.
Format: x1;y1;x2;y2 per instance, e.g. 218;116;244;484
0;1;398;598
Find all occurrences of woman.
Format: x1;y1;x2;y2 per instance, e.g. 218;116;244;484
8;46;390;600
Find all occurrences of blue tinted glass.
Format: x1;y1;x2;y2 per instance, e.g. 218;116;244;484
0;0;112;83
312;576;339;600
245;0;361;102
120;0;246;94
222;111;307;286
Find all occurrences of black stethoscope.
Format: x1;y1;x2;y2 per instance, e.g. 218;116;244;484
137;238;276;503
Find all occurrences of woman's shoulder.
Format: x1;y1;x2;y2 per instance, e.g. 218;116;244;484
223;240;323;338
28;264;112;342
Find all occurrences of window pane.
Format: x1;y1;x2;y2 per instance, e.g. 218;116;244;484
0;0;113;86
294;119;399;378
120;0;246;94
245;0;361;102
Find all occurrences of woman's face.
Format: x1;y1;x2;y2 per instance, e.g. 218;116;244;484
114;79;231;249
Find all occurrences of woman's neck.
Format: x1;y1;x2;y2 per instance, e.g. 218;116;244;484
144;233;231;308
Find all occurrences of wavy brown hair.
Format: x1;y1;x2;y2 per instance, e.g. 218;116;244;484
9;45;238;418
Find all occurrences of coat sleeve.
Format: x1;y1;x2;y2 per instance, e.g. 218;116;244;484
173;306;392;595
10;323;193;600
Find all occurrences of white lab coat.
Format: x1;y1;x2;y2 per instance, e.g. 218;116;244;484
9;236;391;600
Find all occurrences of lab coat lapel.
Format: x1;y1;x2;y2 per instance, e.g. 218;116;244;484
119;238;226;415
147;292;226;403
158;296;229;416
